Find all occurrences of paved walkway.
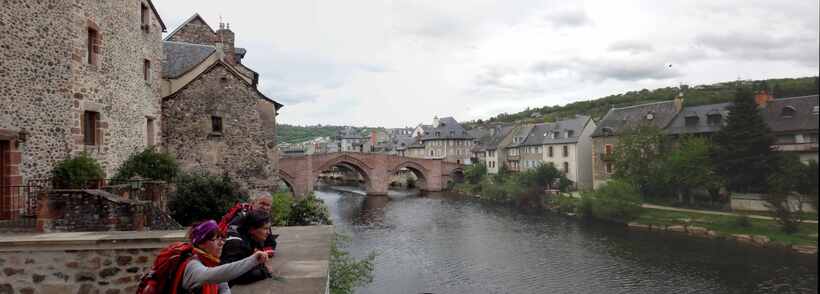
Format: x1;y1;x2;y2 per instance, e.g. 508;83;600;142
641;204;819;224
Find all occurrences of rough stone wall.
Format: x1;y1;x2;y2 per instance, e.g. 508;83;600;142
0;247;161;294
592;136;619;189
423;139;472;163
162;64;279;192
165;17;217;45
1;0;164;181
39;190;180;232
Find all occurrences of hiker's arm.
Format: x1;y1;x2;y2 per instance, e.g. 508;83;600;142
229;263;272;285
183;255;260;288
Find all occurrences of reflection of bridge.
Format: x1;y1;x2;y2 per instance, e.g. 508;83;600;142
279;152;464;197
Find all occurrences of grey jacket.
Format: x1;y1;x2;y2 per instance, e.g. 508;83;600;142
182;254;260;293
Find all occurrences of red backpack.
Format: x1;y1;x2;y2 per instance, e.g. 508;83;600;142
136;242;194;294
218;202;251;236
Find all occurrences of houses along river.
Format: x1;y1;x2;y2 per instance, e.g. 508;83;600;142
316;187;817;294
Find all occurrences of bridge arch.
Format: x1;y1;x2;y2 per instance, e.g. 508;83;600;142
314;154;374;192
391;161;430;191
278;169;297;195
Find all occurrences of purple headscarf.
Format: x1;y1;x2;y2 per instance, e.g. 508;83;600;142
191;220;219;245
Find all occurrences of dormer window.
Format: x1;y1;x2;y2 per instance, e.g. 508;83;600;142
553;132;560;138
707;110;722;126
781;106;796;118
813;106;819;115
566;130;574;138
684;112;699;127
601;127;614;136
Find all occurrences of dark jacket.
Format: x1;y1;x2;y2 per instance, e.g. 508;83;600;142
227;209;278;250
219;233;272;286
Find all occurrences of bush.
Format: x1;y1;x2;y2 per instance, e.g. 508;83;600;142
288;194;333;226
580;180;643;222
330;234;376;294
479;177;512;203
112;147;179;183
270;192;294;226
52;152;105;188
553;194;580;214
168;172;247;226
734;214;751;228
464;163;487;185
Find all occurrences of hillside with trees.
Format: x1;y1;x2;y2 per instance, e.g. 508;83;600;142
277;124;343;144
469;76;818;127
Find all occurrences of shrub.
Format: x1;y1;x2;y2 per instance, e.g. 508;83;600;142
580;180;643;222
330;234;376;294
464;163;487;185
553;194;580;214
479;177;512;203
734;214;751;228
270;192;294;226
52;152;105;188
112;147;179;183
288;194;333;226
168;172;247;226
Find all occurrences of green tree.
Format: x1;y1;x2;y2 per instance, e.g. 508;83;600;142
612;125;667;197
330;234;376;294
712;88;776;193
288;194;333;226
661;136;721;204
803;161;818;209
112;147;179;183
580;180;643;222
765;154;807;233
270;192;294;226
464;163;487;185
52;152;105;188
168;172;246;226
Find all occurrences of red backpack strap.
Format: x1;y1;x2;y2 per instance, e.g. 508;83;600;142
169;256;191;294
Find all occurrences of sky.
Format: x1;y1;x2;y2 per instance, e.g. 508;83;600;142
155;0;819;128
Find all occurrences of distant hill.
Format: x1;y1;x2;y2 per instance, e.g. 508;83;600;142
276;124;342;144
467;76;819;127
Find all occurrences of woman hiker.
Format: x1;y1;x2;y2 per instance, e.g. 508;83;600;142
220;209;275;286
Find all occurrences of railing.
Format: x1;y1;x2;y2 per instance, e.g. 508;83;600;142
0;184;46;220
597;153;615;162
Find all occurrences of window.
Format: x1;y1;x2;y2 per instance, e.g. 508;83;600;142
563;162;569;173
605;162;613;174
83;111;99;145
562;145;569;157
548;146;554;157
566;130;574;138
87;27;100;65
781;106;796;118
141;3;150;32
146;117;155;146
707;113;722;125
211;116;223;133
605;144;613;155
143;59;151;81
685;114;699;126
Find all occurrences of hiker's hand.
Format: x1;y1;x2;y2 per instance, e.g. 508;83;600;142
253;251;269;264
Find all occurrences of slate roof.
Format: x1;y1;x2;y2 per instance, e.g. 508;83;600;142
665;103;731;135
763;95;819;133
420;117;473;141
591;101;679;137
485;125;516;151
162;41;216;79
506;124;536;148
521;115;591;145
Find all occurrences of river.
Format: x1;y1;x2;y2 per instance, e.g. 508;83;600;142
315;187;818;294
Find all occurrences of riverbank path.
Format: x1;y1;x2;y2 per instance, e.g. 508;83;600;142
641;204;819;224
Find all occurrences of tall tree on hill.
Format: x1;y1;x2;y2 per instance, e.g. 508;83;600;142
712;88;775;193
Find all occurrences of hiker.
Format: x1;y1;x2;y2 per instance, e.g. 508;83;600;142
180;220;269;293
220;209;275;286
219;192;278;251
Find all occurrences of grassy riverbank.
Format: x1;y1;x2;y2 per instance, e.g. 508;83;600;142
635;208;818;246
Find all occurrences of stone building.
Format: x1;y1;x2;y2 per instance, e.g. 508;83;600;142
518;116;596;190
591;96;683;188
503;124;536;172
760;94;819;163
419;117;475;164
477;125;516;174
160;15;282;192
1;0;167;218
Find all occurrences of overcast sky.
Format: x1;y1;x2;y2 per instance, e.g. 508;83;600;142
156;0;819;128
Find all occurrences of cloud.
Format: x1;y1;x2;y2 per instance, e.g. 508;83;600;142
608;40;654;54
695;31;819;66
542;8;592;28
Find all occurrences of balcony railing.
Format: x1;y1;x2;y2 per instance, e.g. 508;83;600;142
597;153;615;162
773;142;818;152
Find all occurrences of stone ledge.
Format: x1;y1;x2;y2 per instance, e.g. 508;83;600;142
0;230;186;252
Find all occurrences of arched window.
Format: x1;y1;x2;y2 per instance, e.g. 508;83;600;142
781;106;796;118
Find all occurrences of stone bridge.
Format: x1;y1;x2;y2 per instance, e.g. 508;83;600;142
279;152;464;197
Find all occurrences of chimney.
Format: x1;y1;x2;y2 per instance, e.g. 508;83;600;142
216;22;236;65
754;90;773;108
673;92;684;112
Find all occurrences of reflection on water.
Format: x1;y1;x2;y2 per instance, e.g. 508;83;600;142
317;187;818;294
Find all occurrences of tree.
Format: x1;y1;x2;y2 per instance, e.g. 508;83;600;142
330;234;375;294
112;147;179;183
612;125;667;197
464;163;487;185
765;154;807;234
168;172;247;226
712;88;776;193
52;152;105;188
661;136;721;204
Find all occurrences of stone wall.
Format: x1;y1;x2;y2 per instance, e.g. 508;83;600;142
165;16;217;45
162;64;279;193
38;190;180;233
591;136;619;189
0;231;184;294
1;0;165;181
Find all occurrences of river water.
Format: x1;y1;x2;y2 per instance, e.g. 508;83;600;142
315;187;817;294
